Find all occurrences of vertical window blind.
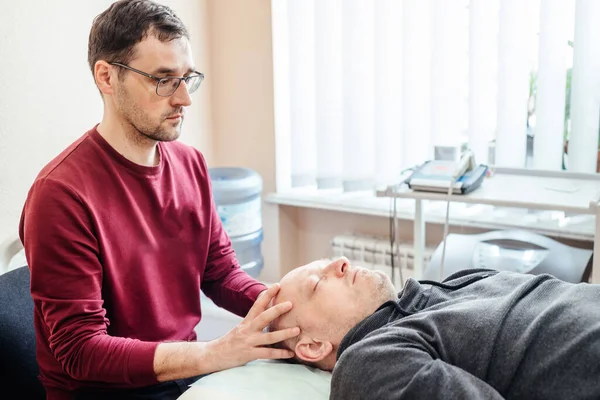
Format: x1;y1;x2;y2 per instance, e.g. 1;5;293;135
271;0;600;192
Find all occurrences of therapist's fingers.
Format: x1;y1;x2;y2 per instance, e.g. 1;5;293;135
250;300;294;331
245;284;280;321
253;327;300;347
255;347;297;360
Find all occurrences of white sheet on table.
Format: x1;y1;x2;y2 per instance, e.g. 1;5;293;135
184;359;331;399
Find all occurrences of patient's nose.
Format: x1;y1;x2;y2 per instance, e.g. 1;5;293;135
325;257;349;278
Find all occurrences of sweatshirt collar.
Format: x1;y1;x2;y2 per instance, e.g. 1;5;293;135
336;278;431;359
336;300;398;359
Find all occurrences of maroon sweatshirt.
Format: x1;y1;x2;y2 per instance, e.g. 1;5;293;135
19;126;266;399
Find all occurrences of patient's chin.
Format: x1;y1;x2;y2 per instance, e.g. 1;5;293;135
372;271;397;300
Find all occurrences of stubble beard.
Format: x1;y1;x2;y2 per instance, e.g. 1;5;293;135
371;270;397;300
116;86;183;144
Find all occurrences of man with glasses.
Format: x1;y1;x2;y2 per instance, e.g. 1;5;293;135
18;1;299;399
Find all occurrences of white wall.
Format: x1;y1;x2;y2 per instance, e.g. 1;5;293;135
0;0;212;246
205;0;295;282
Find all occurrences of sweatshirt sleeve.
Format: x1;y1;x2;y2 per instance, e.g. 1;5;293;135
331;329;504;400
197;157;267;317
200;190;267;317
19;178;159;386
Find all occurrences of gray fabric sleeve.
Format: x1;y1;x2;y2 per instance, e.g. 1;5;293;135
330;330;505;400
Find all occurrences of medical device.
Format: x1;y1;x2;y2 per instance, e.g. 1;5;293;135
424;229;593;284
404;150;487;195
404;151;488;279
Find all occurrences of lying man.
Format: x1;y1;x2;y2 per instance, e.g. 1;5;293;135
269;257;600;399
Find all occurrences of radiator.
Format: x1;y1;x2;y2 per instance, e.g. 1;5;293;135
330;234;435;287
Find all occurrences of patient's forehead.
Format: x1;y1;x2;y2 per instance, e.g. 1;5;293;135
283;259;330;283
275;259;332;304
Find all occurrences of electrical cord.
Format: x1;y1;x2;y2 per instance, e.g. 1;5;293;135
389;196;396;284
394;197;403;286
388;168;415;287
439;179;456;281
439;150;474;281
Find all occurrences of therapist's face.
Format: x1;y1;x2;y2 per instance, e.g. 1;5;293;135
272;257;396;367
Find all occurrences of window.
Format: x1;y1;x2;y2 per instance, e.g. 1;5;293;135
271;0;599;192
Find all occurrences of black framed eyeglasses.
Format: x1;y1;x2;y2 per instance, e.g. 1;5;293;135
110;62;204;97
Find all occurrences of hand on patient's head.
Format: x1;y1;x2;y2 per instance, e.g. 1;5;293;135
213;283;301;371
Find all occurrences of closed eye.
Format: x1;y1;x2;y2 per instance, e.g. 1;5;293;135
314;276;324;291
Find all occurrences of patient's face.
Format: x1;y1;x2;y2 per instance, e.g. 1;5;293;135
274;257;396;345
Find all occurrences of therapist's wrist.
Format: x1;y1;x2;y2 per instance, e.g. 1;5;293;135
154;341;215;381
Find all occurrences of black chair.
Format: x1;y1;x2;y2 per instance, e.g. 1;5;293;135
0;266;46;398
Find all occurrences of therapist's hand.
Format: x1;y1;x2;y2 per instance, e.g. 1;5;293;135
207;283;299;371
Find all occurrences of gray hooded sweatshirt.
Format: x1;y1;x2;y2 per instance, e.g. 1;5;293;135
330;269;600;400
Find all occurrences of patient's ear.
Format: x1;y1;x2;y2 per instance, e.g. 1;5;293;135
294;336;333;363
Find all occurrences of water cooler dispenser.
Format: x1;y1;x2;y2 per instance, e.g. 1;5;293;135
208;167;264;278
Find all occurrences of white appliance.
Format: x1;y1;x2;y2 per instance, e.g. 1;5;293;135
425;230;593;283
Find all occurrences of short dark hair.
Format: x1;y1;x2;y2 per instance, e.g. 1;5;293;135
88;0;189;76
